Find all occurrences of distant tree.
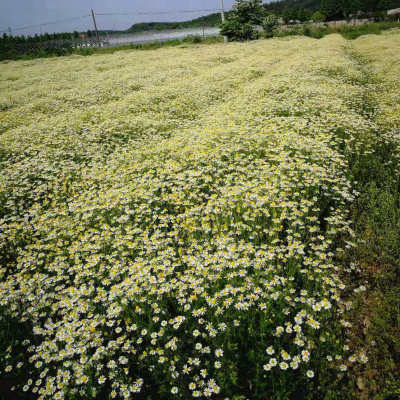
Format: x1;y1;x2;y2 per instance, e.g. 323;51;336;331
220;0;265;41
312;11;327;22
262;13;278;36
282;7;298;23
377;0;397;10
340;0;364;18
297;8;313;22
321;0;343;19
231;0;266;24
73;30;79;39
220;19;259;41
360;0;380;12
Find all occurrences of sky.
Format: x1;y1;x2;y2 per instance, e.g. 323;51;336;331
0;0;248;36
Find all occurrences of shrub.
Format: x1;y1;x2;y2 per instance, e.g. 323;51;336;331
220;0;265;42
312;11;327;23
220;20;259;41
262;14;279;37
183;35;203;44
231;0;266;25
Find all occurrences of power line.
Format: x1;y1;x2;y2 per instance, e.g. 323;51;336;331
95;9;220;16
0;15;90;33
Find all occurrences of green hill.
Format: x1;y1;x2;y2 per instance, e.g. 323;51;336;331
126;13;226;33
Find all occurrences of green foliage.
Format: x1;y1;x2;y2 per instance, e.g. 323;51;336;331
220;20;259;41
281;6;313;23
265;0;400;20
262;14;279;36
282;7;299;23
318;45;400;400
182;35;203;44
0;32;77;61
339;21;400;39
312;11;327;22
220;0;265;41
339;0;364;18
320;0;342;19
297;8;314;21
231;0;266;24
377;0;398;10
345;122;400;400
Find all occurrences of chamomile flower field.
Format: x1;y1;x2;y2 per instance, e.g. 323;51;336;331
0;31;399;400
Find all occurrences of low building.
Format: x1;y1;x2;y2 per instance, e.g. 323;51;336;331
388;8;400;16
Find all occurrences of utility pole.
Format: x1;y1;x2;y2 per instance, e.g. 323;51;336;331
91;8;100;43
220;0;228;43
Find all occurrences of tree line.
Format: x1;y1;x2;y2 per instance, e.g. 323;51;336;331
265;0;400;23
220;0;400;41
0;30;112;61
0;30;107;45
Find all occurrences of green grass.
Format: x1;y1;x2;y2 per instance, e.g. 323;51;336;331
346;145;400;399
335;49;400;400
